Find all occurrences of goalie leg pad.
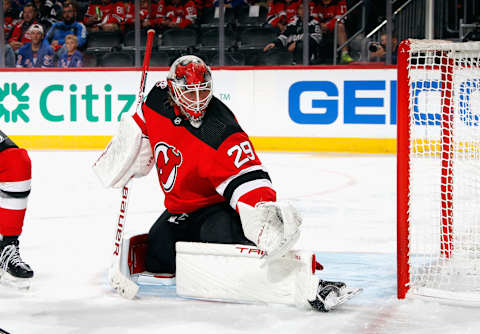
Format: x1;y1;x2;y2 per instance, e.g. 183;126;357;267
175;242;319;308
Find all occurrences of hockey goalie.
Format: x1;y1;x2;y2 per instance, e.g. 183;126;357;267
93;55;361;311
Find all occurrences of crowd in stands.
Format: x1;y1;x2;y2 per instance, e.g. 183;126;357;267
2;0;361;67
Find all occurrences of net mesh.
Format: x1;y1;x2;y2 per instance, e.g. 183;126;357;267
407;40;480;301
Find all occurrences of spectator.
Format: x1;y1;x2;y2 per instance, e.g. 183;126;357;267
57;34;83;67
10;0;31;13
4;45;17;67
195;0;213;25
152;0;168;29
124;0;155;30
45;2;87;54
263;3;321;64
314;0;353;64
264;0;285;30
8;2;40;52
369;32;398;64
16;24;54;67
164;0;197;29
83;0;126;32
277;0;299;32
3;0;20;40
32;0;63;30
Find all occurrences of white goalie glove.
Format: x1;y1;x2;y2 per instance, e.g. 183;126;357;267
92;117;155;188
237;201;302;261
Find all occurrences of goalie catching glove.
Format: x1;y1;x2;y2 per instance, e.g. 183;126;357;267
92;116;155;188
237;201;302;261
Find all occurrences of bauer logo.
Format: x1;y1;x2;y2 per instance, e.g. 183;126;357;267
0;82;137;123
288;80;398;125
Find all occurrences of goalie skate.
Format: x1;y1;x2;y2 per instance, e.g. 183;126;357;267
309;280;362;312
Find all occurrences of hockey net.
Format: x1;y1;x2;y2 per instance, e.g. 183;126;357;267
397;39;480;301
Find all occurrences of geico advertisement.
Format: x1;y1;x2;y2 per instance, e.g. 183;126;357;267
409;68;480;140
250;68;398;138
0;68;397;138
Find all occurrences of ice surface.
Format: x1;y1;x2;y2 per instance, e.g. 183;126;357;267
1;151;480;333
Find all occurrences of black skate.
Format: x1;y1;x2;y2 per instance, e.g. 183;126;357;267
0;238;34;288
309;280;362;312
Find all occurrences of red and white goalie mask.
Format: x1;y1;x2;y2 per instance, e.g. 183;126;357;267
167;55;213;127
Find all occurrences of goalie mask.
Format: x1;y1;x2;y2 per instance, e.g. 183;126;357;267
167;55;213;127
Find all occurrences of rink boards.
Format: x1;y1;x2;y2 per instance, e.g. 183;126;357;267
0;65;397;153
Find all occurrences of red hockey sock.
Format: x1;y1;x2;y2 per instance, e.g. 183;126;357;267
0;148;31;236
0;207;26;236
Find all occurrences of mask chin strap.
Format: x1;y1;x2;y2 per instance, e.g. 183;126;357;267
180;105;203;128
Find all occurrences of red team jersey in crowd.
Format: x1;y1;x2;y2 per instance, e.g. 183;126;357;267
285;0;300;21
3;15;16;38
266;0;286;27
133;83;276;214
165;1;197;28
153;0;167;26
8;20;39;44
194;0;214;12
125;2;155;25
84;1;126;26
314;0;347;31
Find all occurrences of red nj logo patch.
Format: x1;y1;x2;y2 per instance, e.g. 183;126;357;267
154;142;183;192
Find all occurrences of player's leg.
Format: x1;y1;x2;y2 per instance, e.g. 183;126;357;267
145;202;251;273
197;203;253;245
145;209;199;273
0;131;34;282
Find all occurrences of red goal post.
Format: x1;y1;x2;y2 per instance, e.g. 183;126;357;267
397;39;480;301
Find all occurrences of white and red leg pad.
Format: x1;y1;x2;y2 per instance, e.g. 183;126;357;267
175;242;322;309
119;233;175;286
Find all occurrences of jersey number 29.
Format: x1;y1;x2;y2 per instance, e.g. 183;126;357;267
227;141;255;168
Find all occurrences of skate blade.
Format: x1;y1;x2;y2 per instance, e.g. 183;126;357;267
325;288;363;311
0;272;32;290
328;287;362;310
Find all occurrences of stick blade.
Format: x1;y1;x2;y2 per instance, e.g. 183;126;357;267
109;268;139;299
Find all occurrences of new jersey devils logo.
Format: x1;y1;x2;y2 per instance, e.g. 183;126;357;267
154;142;183;192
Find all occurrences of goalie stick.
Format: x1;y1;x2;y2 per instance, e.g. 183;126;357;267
108;29;155;299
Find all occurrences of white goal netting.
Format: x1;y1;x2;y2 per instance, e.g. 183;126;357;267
405;40;480;301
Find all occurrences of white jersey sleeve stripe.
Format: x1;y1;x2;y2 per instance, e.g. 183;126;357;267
229;179;273;210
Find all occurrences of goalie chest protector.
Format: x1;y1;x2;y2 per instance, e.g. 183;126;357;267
134;84;272;214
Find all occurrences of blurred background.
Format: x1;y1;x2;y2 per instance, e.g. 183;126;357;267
1;0;479;68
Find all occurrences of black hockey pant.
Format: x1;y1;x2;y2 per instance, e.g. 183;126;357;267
145;202;253;274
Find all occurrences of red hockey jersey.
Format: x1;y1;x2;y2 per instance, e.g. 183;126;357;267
314;0;347;31
84;1;125;26
165;1;197;28
133;83;276;214
125;2;154;25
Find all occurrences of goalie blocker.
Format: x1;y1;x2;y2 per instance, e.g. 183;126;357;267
121;234;361;311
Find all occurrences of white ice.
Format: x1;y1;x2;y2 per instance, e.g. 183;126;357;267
1;151;480;334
